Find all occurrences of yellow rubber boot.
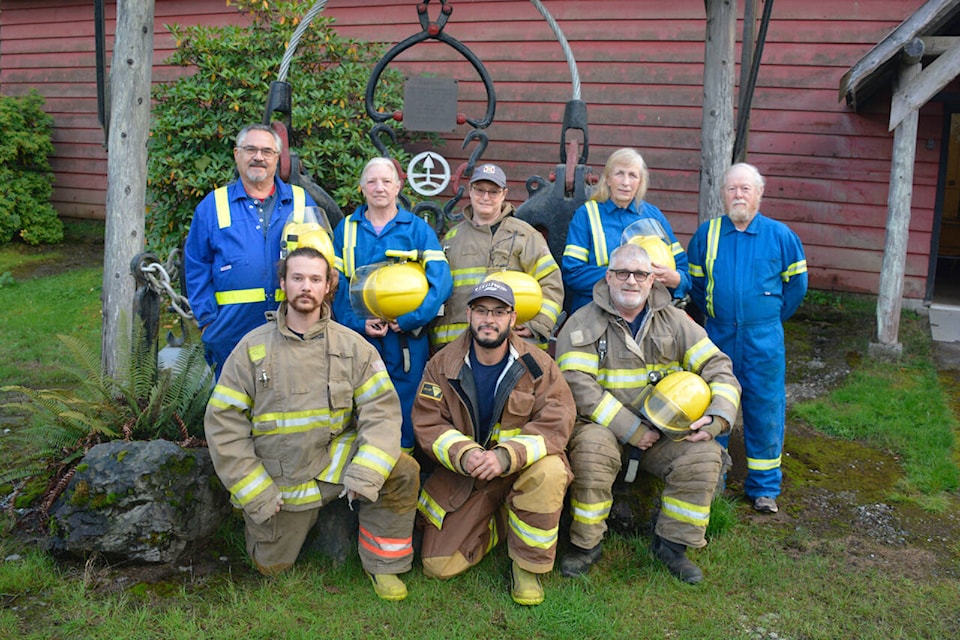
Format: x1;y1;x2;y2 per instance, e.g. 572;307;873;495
368;573;408;601
510;561;544;606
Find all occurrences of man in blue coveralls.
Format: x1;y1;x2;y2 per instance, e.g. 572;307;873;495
687;163;807;514
185;123;315;378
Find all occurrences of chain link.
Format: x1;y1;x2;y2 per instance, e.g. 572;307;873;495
138;250;194;320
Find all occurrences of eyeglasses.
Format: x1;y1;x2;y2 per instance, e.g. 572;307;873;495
611;269;651;282
470;305;512;319
471;185;503;198
239;145;279;159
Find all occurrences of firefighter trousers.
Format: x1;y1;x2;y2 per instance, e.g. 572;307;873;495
244;453;420;576
420;455;571;578
567;422;722;550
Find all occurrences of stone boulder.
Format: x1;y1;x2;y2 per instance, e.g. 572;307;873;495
47;440;231;563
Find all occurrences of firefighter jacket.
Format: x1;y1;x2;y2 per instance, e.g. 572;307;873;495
431;203;563;348
562;198;690;313
184;177;313;374
556;280;740;444
332;204;453;449
204;301;403;526
412;330;576;530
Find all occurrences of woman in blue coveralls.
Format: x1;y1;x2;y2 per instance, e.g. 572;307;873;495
332;158;453;451
561;148;690;313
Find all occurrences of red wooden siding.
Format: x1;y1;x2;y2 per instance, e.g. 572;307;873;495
0;0;942;299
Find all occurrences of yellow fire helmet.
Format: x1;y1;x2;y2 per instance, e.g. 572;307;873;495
482;270;543;324
621;218;676;271
641;371;711;441
349;261;429;321
626;235;676;272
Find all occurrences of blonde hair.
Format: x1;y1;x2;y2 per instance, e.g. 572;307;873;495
593;148;649;206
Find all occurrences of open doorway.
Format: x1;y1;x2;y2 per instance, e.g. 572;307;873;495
930;110;960;306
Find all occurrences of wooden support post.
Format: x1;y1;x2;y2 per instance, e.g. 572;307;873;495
735;0;757;164
872;38;924;360
699;0;737;223
101;0;155;378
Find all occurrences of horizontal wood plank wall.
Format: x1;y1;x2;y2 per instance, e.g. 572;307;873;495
0;0;939;297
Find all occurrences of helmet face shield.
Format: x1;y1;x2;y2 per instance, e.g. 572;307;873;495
349;261;428;321
620;219;676;271
641;371;711;441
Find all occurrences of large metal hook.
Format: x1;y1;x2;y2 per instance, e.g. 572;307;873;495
444;130;489;217
369;123;400;158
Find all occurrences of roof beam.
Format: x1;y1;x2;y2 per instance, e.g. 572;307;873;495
889;36;960;130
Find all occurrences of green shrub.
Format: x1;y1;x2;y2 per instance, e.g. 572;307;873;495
0;90;63;246
146;0;408;255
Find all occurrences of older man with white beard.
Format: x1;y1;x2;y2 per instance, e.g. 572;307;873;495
687;163;808;515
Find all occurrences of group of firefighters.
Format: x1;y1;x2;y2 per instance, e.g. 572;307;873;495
185;123;808;605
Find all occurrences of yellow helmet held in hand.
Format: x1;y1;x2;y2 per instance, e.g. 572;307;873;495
627;235;676;271
350;261;429;321
482;270;543;324
641;371;711;441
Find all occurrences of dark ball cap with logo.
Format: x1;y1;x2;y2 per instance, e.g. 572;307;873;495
468;279;515;308
470;163;507;188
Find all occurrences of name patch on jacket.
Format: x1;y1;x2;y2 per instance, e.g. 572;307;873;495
418;382;443;401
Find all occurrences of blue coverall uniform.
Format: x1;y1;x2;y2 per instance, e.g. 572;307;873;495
562;198;690;313
184;177;313;378
333;206;453;450
687;212;808;500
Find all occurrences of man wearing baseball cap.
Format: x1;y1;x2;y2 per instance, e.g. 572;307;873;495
430;163;564;351
413;280;575;606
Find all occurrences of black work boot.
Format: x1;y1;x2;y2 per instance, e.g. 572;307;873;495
560;542;603;577
651;535;703;584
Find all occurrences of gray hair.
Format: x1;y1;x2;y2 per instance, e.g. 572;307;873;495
235;124;283;153
722;162;765;190
609;242;651;270
360;157;401;186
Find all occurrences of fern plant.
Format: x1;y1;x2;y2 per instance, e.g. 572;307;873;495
1;330;213;516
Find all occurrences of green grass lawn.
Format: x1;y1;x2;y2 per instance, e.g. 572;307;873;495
1;228;959;639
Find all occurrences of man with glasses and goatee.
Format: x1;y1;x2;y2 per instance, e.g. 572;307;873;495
556;242;740;584
185;123;318;378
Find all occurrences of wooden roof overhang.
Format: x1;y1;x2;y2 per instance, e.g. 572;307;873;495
840;0;960;124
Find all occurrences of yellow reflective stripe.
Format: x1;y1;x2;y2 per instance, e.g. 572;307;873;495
683;337;720;373
215;288;267;305
418;490;446;529
228;464;273;506
501;433;547;463
275;288;285;302
747;455;782;471
353;443;397;480
214;186;231;229
209;384;253;412
342;214;357;278
590;392;624;427
433;429;476;471
597;366;653;390
508;509;558;550
662;495;710;527
669;240;683;257
492;424;521;441
451;266;486;288
563;244;589;261
585;200;608;266
355;369;395;405
570;498;612;525
688;263;704;277
291;185;305;222
422;249;448;264
317;431;357;483
539;297;561;323
704;217;722;317
531;255;559;280
252;408;347;435
486;516;499;553
557;350;599;375
278;480;322;506
431;322;468;346
782;259;807;281
710;381;741;407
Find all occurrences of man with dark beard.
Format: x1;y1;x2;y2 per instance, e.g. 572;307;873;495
205;247;420;600
412;280;575;606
